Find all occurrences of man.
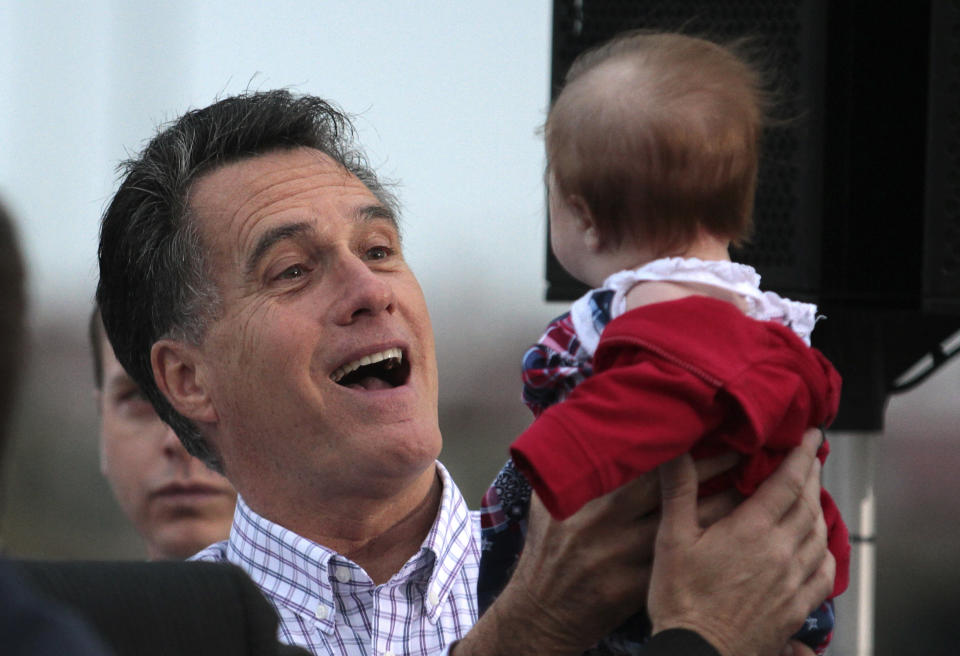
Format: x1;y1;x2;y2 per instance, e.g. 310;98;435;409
90;309;237;560
96;90;833;656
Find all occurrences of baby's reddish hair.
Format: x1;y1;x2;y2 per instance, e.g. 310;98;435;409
546;31;770;254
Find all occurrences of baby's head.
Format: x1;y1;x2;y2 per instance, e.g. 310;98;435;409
545;31;769;285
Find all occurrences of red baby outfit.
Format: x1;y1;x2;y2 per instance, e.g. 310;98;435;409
510;295;849;598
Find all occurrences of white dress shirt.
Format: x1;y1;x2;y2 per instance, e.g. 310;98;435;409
194;462;481;656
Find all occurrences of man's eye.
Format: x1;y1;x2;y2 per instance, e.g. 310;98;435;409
277;264;305;280
367;246;392;260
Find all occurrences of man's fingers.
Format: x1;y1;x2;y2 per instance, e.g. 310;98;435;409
748;429;821;524
792;491;828;585
587;470;661;520
656;454;699;544
784;549;835;642
810;550;836;607
693;450;740;483
784;640;817;656
696;488;740;528
781;455;824;542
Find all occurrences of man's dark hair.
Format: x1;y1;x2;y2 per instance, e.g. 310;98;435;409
96;90;397;472
0;199;26;453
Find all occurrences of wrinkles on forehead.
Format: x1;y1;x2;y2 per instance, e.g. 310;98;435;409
187;148;391;288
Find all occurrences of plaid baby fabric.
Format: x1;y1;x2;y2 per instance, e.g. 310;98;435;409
193;462;481;656
482;289;614;544
476;459;530;614
478;288;615;614
520;289;615;417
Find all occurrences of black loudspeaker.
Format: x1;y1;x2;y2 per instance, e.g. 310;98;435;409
546;0;960;429
924;0;960;313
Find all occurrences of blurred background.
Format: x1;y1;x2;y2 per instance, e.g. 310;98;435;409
0;3;956;655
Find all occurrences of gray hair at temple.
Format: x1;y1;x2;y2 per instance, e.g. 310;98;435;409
96;90;398;472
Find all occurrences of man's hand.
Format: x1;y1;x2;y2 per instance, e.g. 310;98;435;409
647;429;835;656
453;452;739;656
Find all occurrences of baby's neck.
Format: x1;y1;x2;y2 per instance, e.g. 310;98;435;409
597;234;748;313
584;232;732;288
669;236;733;263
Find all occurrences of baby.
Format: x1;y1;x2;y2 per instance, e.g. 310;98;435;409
478;31;849;655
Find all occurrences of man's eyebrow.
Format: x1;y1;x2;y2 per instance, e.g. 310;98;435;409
245;222;315;275
357;203;398;228
245;206;396;275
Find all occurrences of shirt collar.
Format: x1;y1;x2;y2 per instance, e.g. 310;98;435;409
415;461;476;622
222;461;474;627
225;494;337;627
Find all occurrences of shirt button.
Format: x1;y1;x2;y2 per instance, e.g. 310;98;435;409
427;588;440;606
314;604;329;620
334;565;352;583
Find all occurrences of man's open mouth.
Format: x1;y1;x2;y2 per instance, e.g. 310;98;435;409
330;347;409;390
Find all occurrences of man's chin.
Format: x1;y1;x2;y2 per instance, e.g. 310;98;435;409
363;428;443;477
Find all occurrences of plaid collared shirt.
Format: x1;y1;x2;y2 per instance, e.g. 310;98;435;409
193;462;481;656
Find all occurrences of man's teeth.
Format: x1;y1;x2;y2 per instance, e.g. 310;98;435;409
330;347;403;383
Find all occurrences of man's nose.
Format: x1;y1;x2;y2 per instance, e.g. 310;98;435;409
331;254;396;324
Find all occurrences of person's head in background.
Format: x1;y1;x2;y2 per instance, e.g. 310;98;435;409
544;30;768;286
90;308;236;560
0;199;26;455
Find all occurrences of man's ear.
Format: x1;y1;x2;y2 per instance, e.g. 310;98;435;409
568;195;602;252
151;339;217;425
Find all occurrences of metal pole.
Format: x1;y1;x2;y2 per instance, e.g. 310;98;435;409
821;430;877;656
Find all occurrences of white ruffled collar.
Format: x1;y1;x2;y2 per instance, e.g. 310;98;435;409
570;257;820;355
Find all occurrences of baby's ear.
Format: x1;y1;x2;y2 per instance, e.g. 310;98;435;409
151;339;218;425
568;195;602;252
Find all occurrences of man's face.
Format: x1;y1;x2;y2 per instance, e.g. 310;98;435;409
183;147;441;515
98;333;236;560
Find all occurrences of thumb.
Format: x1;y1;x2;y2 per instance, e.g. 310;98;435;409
656;453;700;544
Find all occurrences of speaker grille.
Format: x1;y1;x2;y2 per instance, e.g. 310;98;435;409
924;0;960;312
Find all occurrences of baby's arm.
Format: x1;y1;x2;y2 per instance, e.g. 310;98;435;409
511;352;725;519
